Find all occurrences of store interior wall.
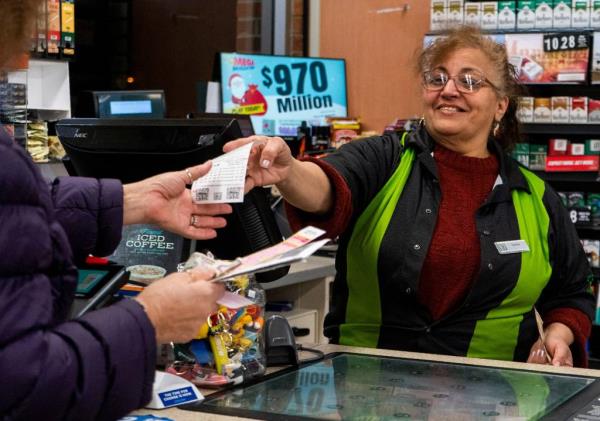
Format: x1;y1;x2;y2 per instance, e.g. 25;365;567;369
131;0;237;117
319;0;430;132
71;0;237;118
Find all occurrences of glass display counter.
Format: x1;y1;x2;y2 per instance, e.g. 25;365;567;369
185;352;600;420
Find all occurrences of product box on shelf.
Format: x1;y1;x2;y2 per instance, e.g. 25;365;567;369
592;33;600;84
586;139;600;154
554;0;573;28
570;143;586;155
536;0;554;29
529;144;548;170
498;1;517;29
589;98;600;121
552;96;571;122
447;0;464;26
572;0;591;27
571;96;589;122
518;96;535;122
512;142;530;167
481;1;499;29
588;193;600;224
569;191;587;208
61;0;75;55
464;2;482;26
431;0;448;31
583;239;600;267
546;155;600;171
549;138;570;155
518;0;537;29
47;0;60;54
592;0;600;27
534;97;552;122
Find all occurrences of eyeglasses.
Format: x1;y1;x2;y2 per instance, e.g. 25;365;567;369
422;69;500;94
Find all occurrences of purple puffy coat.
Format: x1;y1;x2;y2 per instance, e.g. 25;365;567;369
0;127;156;420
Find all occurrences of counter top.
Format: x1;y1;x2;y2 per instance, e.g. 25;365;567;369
260;255;335;291
132;344;600;420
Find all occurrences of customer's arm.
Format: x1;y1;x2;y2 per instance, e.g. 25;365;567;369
51;176;124;264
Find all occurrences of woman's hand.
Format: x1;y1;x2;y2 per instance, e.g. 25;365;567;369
527;322;574;367
135;269;225;344
123;161;233;240
223;135;295;192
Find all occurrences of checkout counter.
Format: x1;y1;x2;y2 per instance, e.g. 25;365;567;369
133;344;600;420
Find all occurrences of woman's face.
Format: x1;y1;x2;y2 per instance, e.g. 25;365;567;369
422;48;508;147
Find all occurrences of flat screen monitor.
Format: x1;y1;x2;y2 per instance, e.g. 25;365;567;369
219;52;348;137
56;118;288;282
93;90;166;118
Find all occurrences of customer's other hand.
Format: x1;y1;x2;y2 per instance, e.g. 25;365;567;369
223;136;294;192
123;161;232;240
527;336;573;367
134;269;225;344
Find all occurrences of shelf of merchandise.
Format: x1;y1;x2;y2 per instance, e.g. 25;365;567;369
522;123;600;136
532;170;600;184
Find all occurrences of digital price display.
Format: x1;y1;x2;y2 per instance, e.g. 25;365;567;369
542;32;589;53
220;52;348;137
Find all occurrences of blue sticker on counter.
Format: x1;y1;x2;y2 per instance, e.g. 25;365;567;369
158;386;197;406
117;416;174;421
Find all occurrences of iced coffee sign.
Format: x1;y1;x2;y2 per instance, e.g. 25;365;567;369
501;32;589;83
110;224;184;284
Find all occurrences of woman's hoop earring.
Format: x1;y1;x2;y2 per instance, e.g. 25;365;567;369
493;121;500;137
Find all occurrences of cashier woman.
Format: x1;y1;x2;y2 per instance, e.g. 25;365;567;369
226;26;595;368
0;1;230;420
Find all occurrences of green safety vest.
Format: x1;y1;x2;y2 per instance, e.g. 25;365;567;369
340;132;553;361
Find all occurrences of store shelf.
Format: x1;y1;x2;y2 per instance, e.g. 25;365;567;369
533;170;600;183
427;28;600;36
522;123;600;136
576;225;600;232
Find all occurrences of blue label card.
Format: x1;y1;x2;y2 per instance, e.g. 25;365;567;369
158;386;197;407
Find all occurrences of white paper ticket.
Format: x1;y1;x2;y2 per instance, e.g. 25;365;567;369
191;142;253;204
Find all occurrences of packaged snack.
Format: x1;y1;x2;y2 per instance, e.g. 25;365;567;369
166;253;267;388
327;117;360;149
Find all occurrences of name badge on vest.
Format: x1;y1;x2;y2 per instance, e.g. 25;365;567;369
494;240;530;255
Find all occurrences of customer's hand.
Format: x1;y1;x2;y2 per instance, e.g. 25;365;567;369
123;161;232;240
223;136;295;192
527;323;574;367
134;269;225;344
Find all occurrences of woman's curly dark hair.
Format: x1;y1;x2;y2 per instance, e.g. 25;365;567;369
416;25;527;152
0;0;41;70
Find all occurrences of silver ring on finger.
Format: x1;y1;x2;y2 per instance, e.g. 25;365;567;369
190;214;198;227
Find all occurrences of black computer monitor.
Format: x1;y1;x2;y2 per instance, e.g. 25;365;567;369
92;90;166;119
56;118;288;282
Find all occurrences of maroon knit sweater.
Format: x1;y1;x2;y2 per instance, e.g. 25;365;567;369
286;145;591;366
417;144;499;319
